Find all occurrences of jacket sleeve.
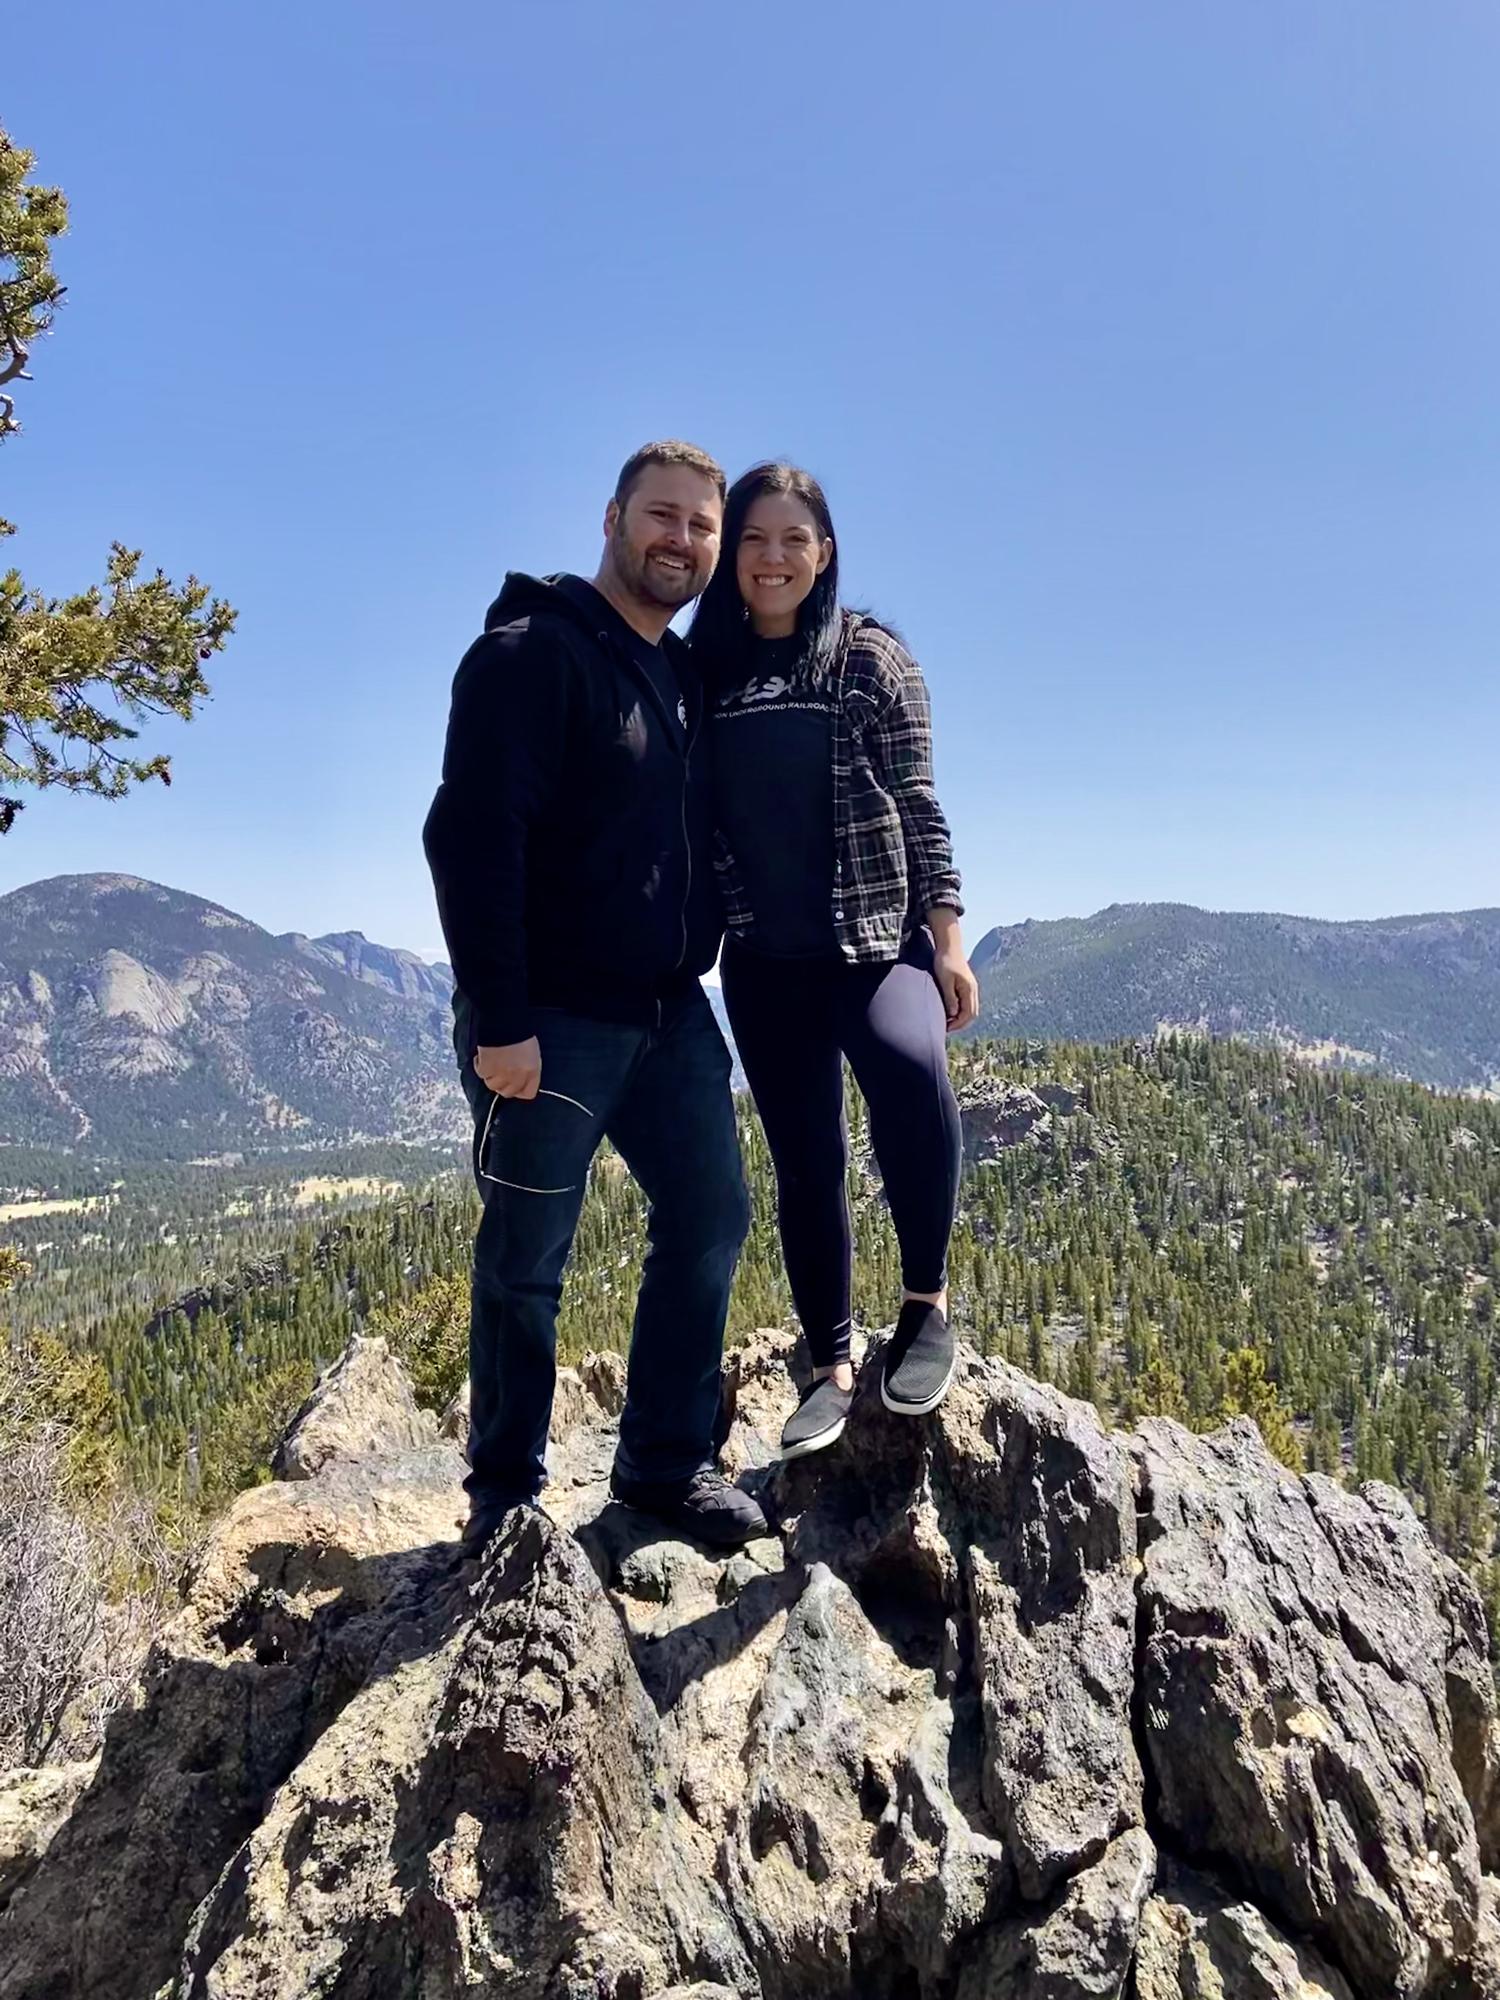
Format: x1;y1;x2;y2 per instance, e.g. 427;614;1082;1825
867;637;964;918
422;622;569;1047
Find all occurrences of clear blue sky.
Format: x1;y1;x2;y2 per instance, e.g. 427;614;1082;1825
6;1;1498;962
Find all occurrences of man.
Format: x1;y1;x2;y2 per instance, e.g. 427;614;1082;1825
423;441;766;1554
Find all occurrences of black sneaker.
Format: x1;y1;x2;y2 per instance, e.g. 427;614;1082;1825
780;1375;855;1461
881;1303;956;1416
609;1466;770;1549
456;1494;540;1558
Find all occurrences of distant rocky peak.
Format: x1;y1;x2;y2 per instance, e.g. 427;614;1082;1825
0;875;464;1154
287;930;453;1006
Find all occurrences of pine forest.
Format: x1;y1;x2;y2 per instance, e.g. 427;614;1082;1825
5;1034;1499;1636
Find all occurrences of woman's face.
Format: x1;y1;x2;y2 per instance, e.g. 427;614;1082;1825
736;491;833;636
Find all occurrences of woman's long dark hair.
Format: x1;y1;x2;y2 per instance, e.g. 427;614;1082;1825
688;462;843;689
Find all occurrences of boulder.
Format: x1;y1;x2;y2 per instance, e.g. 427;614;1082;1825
169;1510;751;1998
272;1335;437;1479
1136;1414;1494;1998
438;1376;469;1443
954;1826;1155;1999
784;1339;1144;1905
580;1347;627;1416
0;1424;465;2000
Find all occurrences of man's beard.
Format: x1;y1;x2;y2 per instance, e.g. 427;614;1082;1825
612;534;706;611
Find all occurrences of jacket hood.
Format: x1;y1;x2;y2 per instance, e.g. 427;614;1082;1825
483;571;691;662
483;571;590;634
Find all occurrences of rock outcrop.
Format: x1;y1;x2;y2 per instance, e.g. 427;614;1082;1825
1132;1863;1357;1999
2;1329;1497;1999
956;1081;1056;1161
271;1335;439;1479
1136;1417;1500;1997
0;1760;97;1910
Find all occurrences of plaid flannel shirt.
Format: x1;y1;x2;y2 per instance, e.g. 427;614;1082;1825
714;612;963;961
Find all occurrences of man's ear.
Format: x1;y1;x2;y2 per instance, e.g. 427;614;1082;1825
603;496;621;543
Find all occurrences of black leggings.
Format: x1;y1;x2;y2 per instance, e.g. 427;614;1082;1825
720;931;963;1369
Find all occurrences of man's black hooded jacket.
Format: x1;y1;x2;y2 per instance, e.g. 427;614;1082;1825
423;572;724;1055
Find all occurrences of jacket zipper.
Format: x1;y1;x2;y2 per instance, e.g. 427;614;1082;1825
652;785;689;1031
675;780;692;974
671;675;701;984
597;624;695;1016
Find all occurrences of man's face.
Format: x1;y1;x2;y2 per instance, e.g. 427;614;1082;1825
604;464;723;612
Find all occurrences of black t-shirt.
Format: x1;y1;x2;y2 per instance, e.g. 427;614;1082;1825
712;638;839;959
629;632;687;749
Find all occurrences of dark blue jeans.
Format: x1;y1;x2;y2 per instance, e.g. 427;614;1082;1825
459;992;748;1507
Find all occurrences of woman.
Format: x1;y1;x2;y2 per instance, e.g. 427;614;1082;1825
690;463;978;1461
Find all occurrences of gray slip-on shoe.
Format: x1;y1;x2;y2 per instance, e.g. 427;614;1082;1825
780;1374;855;1461
880;1302;956;1416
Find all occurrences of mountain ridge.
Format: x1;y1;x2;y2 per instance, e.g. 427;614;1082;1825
2;874;1498;1157
284;927;454;1007
0;874;463;1156
969;900;1500;1092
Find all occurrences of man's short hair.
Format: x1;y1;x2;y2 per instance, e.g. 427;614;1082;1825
614;440;726;508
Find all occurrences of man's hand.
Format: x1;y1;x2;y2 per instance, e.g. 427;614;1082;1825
474;1037;542;1100
933;946;980;1033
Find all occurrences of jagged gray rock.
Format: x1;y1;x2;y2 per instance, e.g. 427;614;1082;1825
955;1826;1155;1998
271;1334;438;1479
717;1559;973;1991
1133;1863;1357;1999
441;1349;628;1457
580;1348;627;1416
0;1760;97;1911
171;1510;750;1998
783;1342;1143;1904
0;1440;467;2000
956;1080;1055;1160
1136;1414;1497;1998
439;1375;470;1442
2;1329;1497;1999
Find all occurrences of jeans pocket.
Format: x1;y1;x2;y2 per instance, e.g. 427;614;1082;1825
477;1086;598;1196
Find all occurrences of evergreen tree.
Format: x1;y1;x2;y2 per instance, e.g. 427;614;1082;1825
0;127;235;831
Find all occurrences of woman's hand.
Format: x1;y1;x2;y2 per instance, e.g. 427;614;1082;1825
928;908;979;1033
934;945;980;1033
